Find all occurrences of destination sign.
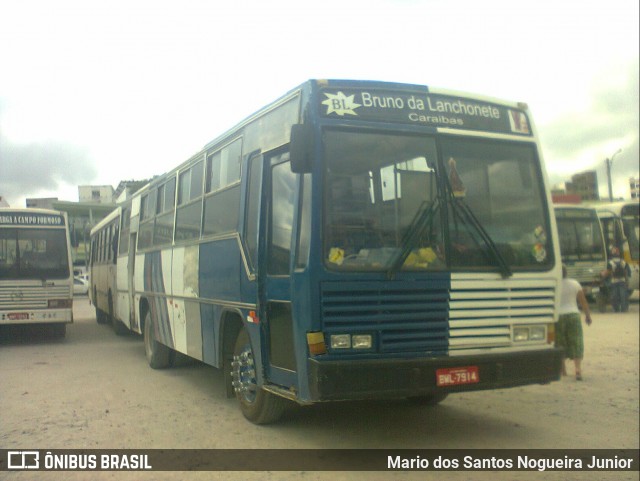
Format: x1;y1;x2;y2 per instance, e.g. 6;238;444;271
0;213;65;227
320;89;531;136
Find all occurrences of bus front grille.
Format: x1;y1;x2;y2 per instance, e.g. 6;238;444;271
320;277;558;354
0;286;71;310
448;278;557;351
320;279;450;353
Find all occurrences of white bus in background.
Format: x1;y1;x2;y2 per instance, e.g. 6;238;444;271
554;204;607;297
0;208;74;337
596;201;640;293
88;204;130;334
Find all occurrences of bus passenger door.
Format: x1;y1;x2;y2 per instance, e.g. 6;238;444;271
262;153;298;387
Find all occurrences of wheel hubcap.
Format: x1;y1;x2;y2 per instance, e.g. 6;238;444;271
231;346;257;403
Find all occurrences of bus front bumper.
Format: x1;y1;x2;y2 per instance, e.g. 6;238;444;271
307;348;564;401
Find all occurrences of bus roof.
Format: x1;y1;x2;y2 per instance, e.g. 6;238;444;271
90;205;123;236
120;79;536;205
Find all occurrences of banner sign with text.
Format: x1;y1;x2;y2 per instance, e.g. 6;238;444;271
2;449;637;472
320;89;532;136
0;212;66;227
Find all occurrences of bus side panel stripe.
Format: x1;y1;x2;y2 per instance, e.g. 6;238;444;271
144;251;174;348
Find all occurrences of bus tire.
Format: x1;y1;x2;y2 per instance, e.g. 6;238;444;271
143;310;171;369
231;328;287;424
407;393;449;406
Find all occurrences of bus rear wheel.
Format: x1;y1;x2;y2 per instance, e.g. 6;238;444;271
231;328;287;424
143;310;171;369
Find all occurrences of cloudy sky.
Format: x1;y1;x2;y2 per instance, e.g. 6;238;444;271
1;0;638;207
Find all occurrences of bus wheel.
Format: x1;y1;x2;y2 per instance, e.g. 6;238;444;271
143;311;171;369
407;393;449;406
231;328;287;424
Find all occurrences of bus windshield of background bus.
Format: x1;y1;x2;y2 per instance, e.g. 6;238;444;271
557;211;606;261
621;206;639;261
323;130;552;272
0;228;70;280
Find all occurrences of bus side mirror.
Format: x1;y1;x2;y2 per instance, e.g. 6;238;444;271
290;124;314;173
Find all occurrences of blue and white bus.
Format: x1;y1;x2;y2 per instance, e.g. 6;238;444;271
90;79;563;423
1;208;74;337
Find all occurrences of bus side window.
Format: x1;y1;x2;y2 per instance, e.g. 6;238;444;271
295;174;311;269
112;226;119;263
244;154;263;271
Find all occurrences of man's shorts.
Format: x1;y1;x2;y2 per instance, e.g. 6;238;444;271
555;312;584;360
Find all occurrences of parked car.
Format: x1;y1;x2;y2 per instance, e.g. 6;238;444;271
73;276;89;296
74;270;89;283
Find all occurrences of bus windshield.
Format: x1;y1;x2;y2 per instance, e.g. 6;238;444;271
0;228;70;280
621;204;639;261
556;209;606;261
323;130;552;272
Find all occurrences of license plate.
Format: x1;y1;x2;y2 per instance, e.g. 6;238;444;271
7;313;30;321
436;366;479;387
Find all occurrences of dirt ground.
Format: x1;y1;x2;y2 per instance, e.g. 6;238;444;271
0;294;638;481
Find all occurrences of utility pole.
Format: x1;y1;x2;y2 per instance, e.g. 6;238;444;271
605;148;622;201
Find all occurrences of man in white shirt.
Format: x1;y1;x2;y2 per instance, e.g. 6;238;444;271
556;265;593;381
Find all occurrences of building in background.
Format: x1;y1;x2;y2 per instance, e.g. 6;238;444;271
565;170;599;201
78;185;115;204
113;179;150;203
25;197;59;209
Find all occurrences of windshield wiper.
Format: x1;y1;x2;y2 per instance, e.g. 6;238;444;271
384;157;512;279
386;198;439;280
447;194;512;278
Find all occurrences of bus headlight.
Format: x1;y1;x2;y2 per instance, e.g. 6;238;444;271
513;325;547;342
330;334;351;349
352;334;372;349
530;326;546;341
513;327;529;342
330;334;373;350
